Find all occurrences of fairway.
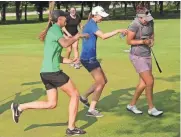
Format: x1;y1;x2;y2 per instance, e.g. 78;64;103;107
0;19;180;137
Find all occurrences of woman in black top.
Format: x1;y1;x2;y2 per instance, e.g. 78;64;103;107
63;7;83;69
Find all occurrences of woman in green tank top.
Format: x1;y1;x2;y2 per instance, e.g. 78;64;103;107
11;10;89;136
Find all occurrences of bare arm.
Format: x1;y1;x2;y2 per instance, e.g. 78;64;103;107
60;56;72;64
126;30;152;46
58;33;89;48
126;30;144;45
95;29;127;40
63;34;69;39
62;27;72;37
58;34;79;48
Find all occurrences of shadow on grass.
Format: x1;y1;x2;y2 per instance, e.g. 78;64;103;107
75;87;135;130
24;122;68;131
0;88;45;114
156;75;180;82
76;108;98;129
97;87;135;112
21;81;42;86
99;87;180;136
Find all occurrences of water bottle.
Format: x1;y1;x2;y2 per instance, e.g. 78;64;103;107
120;33;125;39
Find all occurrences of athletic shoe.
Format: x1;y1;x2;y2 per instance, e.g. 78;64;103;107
126;104;143;114
79;96;90;108
86;109;103;117
148;107;163;117
74;63;81;69
66;127;86;136
11;103;22;123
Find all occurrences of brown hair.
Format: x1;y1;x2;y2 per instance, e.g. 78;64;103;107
39;19;53;41
69;6;76;11
136;4;147;14
87;12;93;21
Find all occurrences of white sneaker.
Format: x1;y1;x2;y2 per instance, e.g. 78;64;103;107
148;107;163;117
74;63;81;69
127;104;143;114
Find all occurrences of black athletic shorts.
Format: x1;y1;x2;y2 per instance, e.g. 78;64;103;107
40;71;70;90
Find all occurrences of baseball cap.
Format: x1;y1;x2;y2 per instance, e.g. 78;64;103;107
136;7;153;22
51;10;68;22
92;6;109;18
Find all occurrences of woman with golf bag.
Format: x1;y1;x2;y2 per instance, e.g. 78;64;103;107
126;6;163;117
11;10;89;136
79;6;127;117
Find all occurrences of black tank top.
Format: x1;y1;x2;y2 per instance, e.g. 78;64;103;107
65;14;81;36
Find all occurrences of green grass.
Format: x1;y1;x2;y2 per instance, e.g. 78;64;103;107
0;19;180;137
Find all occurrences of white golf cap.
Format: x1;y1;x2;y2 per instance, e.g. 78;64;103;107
92;6;109;17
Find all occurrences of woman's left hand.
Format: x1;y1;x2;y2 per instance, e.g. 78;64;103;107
119;29;128;35
148;39;154;47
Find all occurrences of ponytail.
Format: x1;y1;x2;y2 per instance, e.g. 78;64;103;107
87;12;93;21
39;19;53;42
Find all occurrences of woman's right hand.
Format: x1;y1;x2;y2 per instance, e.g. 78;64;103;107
67;34;72;38
79;33;89;39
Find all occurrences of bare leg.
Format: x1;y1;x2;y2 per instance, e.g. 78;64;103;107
89;67;107;110
60;79;79;129
19;88;58;111
82;84;96;98
130;77;146;106
139;70;154;109
72;40;79;63
66;45;72;59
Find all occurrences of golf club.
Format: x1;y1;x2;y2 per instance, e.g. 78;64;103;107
141;36;162;73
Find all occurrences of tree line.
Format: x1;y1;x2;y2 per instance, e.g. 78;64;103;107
0;1;180;23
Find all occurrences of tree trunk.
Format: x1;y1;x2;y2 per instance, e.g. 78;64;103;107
124;2;127;19
65;4;68;12
39;5;43;21
24;2;27;21
15;1;21;21
99;1;111;13
95;1;99;6
113;3;116;17
80;2;84;18
57;2;60;9
159;1;163;15
176;2;180;12
146;1;150;10
89;2;93;13
132;2;136;11
19;3;23;20
155;1;157;12
1;3;6;22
